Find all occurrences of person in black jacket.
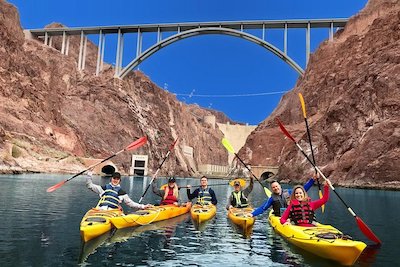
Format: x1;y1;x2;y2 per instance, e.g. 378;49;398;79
187;176;217;205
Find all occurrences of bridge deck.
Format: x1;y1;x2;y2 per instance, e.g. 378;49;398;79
29;18;348;36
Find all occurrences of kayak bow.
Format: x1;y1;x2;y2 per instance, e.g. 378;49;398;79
268;210;366;266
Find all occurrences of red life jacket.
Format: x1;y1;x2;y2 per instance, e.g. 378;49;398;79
289;199;315;225
161;187;178;205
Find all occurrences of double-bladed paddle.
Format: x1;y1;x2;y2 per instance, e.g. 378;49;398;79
298;93;325;212
138;137;178;203
222;137;272;198
46;136;148;193
276;117;381;244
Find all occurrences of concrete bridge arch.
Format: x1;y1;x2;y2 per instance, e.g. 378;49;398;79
119;27;304;79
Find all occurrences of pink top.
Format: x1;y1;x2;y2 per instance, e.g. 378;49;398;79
280;183;329;226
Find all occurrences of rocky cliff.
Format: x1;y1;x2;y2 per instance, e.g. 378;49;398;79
0;0;229;176
239;0;400;189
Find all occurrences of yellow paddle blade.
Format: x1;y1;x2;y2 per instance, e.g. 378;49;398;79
229;178;246;187
160;184;167;190
264;187;272;198
319;190;325;212
298;93;307;118
222;137;235;154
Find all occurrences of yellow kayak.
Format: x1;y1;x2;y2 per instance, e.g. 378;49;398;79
190;204;217;224
228;207;255;231
79;213;189;263
78;228;112;263
268;210;367;266
80;208;123;242
109;204;191;229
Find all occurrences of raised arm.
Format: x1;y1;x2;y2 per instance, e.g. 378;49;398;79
86;173;104;195
303;178;315;192
310;182;330;210
252;197;273;217
187;187;198;201
243;177;254;196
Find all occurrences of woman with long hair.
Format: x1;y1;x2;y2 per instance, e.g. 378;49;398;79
153;177;181;206
280;179;331;226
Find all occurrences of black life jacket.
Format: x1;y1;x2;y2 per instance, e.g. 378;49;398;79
231;191;249;208
98;183;121;209
271;190;291;216
197;187;212;204
289;199;315;225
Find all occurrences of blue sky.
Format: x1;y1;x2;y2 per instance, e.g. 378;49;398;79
9;0;368;125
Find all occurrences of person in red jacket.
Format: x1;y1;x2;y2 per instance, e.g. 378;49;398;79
153;177;189;206
280;179;331;226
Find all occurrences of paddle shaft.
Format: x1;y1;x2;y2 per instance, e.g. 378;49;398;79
71;152;123;182
234;153;268;190
221;137;271;197
299;93;322;191
46;136;147;192
277;118;381;243
138;138;177;203
178;183;230;189
304;117;325;209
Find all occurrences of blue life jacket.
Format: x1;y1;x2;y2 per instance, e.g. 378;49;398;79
98;183;121;209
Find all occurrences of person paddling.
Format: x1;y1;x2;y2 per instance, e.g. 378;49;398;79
226;177;254;210
187;175;218;205
280;179;331;226
86;171;152;211
251;173;318;217
152;177;190;207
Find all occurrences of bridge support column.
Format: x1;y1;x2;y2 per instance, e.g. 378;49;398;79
96;30;104;76
306;22;311;65
48;36;53;47
78;31;85;71
82;36;88;70
115;29;124;77
136;28;142;57
44;31;49;46
61;31;66;54
65;35;70;56
284;23;288;55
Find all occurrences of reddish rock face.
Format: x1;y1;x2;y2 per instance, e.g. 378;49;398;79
0;0;228;176
239;0;400;189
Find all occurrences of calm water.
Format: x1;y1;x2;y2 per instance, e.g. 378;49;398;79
0;174;398;266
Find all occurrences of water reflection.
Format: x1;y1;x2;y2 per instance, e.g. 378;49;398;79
78;213;190;263
0;174;398;266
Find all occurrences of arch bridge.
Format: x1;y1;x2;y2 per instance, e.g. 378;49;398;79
29;19;347;78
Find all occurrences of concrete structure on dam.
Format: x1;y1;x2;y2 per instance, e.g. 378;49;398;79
217;122;257;165
80;117;279;179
